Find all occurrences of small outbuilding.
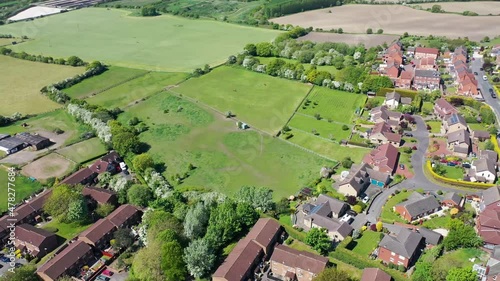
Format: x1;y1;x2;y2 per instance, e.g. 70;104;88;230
0;137;26;154
16;132;51;150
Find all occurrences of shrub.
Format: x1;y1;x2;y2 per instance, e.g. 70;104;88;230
285;237;294;245
342;124;349;131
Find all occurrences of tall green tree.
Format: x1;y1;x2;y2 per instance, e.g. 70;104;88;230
161;241;187;281
44;184;88;223
313;267;356;281
305;228;331;255
0;265;39;281
113;228;134;250
127;184;154;207
133;153;155;173
184;202;209;240
255;42;274;57
362;75;394;93
96;203;115;218
184;238;216;279
443;219;482;250
131;240;164;281
236;186;274;212
446;267;476;281
204;201;241;248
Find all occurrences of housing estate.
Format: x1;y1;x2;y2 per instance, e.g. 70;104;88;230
270;244;329;281
447;129;471;158
413;69;440;90
14;224;58;258
441;113;468;134
378;228;424;268
478;187;500;247
414;47;439;60
368;122;401;147
83;186;118;206
362;143;400;175
61;151;123;185
449;46;480;96
441;192;464;209
394;192;441;222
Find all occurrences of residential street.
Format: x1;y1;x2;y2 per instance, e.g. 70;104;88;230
471;56;499;120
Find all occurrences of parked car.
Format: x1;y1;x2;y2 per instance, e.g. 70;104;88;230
490;88;494;94
96;276;110;281
403;132;413;137
399;164;405;170
119;162;127;171
362;196;370;204
474;71;478;75
0;256;10;263
447;162;457;166
480;67;484;71
440;159;448;163
340;215;353;223
483;75;488;81
492;93;497;99
462;162;471;168
346;210;357;217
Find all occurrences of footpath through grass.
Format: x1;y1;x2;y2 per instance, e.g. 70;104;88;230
0;168;43;212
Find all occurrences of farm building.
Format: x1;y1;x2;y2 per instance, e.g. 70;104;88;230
0;134;9;141
16;132;51;150
0;136;26;154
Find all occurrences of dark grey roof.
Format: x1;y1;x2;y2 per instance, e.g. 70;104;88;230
379;228;423;258
415;69;440;78
308;214;353;237
16;132;49;145
447;129;470;145
386;91;400;101
472;158;495;174
315;194;348;216
481;150;498;162
396;192;440;217
443;192;462;205
303;203;314;214
339;163;370;194
445;113;467;127
0;134;9;141
453;145;470;155
482;187;500;206
0;137;25;150
417;227;442;245
474;130;490;139
366;168;390;183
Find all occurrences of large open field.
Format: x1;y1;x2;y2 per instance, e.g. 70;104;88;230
271;5;499;40
0;56;83;115
22;153;77;181
0;8;280;71
297;32;399;48
416;2;500;15
57;138;108;163
0;168;43;212
64;66;149;99
118;92;333;198
86;71;189;108
172;66;312;135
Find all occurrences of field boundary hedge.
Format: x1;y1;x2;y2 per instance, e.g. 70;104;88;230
426;160;494;189
376;88;418;99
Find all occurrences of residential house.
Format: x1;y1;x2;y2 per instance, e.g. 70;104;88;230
457;71;479;96
396;70;414;89
1;189;53;233
0;136;26;154
337;164;371;196
473;246;500;280
378;228;424;268
413;57;436;70
16;132;51;150
14;224;58;258
441;49;452;63
212;218;283;281
368;122;401;147
441;192;464;209
442;113;468;134
82;186;118;206
0;134;9;141
394;192;441;222
270;244;328;281
384;92;400;109
303;194;349;219
367;168;391;188
78;219;116;250
60;167;97;186
414;47;439;60
413;69;440;90
469;150;498;183
362;143;400;175
476;187;500;246
107;204;142;229
385;65;400;80
370;106;402;128
416;227;443;248
473;130;491;142
434;98;458;119
302;211;353;242
452;46;468;64
361;268;392;281
89;151;121;175
37;240;95;281
447;129;471;158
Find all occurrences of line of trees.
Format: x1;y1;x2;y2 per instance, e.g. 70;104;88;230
264;0;341;18
0;47;85;66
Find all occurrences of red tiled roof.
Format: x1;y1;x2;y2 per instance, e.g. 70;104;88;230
37;240;92;281
415;47;439;55
400;70;414;80
363;143;399;174
361;268;392;281
107;204;140;228
61;168;95;185
270;244;328;275
82;187;117;205
79;219;116;244
15;224;56;248
245;218;281;251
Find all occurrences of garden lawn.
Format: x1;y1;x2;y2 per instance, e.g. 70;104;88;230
42;220;92;240
380;190;411;223
298;87;366;124
288;114;351;141
435;248;486;268
86;72;188;108
0;8;280;71
285;130;368;162
118;92;333;198
350;231;381;256
0;55;83;115
422;102;434;113
173;66;312;134
422;214;451;229
441;165;464;180
426;120;441;134
468;123;490;132
64;66;149;99
256;56;339;75
0;168;43;212
57;138;108;163
0;109;90;145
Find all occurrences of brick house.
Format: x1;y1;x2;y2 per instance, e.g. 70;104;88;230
413;69;440;90
361;268;392;281
385;65;400;80
413;57;436;70
61;167;97;186
414;47;439;60
270;244;328;281
368;122;401;147
362;143;400;175
14;224;58;258
394;192;441;222
370;106;402;125
378;228;424;268
82;186;118;206
107;204;142;229
441;192;464;209
434;98;458;119
441;113;468;134
78;219;117;250
396;70;413;89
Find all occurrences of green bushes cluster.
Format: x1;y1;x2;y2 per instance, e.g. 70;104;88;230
0;47;85;67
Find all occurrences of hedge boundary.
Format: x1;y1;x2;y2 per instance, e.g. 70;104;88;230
376;88;418;99
426;160;494;189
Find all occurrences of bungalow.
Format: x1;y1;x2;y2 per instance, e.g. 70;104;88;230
37;240;95;281
413;69;440;90
384;92;400;109
78;219;116;250
441;192;464;209
302;194;349;219
447;129;470;157
16;132;51;150
14;224;58;258
434;98;458;119
82;186;118;206
368;122;401;147
362;143;400;175
414;47;439;60
361;268;392;281
60;168;97;186
417;227;443;247
378;228;424;268
442;113;468;134
394;192;441;222
303;212;353;242
270;244;328;281
0;136;26;154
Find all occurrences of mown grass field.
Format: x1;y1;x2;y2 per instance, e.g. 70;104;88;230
298;87;366;125
57;138;108;164
118;92;332;198
0;168;43;212
173;66;312;135
350;231;381;256
288;113;351;141
64;66;149;99
0;8;280;71
86;71;188;108
0;56;83;115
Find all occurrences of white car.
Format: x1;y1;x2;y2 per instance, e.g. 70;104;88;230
362;196;370;204
340;214;353;223
483;75;488;81
119;162;128;171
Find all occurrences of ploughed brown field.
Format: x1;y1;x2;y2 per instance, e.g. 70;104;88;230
417;2;500;15
297;32;399;47
272;4;499;41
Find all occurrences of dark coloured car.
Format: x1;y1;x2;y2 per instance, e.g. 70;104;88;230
403;132;413;137
492;93;497;99
480;67;484;71
474;72;478;75
490;88;494;94
347;210;357;217
0;256;10;263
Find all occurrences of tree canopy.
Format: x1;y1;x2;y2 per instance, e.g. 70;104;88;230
133;153;155;174
446;267;476;281
313;267;356;281
305;228;331;255
127;184;154;207
184;238;216;279
43;184;88;223
443;219;482;251
236;185;274;212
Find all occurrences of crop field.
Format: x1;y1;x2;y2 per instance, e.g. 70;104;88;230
271;5;499;40
297;32;399;48
288;114;351;141
86;71;188;108
64;66;149;99
118;92;333;198
22;153;77;181
0;8;280;71
57;138;108;163
0;56;83;115
0;168;43;212
416;2;500;15
173;66;312;135
298;87;366;125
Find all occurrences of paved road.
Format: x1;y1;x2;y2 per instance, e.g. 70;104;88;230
471;57;499;120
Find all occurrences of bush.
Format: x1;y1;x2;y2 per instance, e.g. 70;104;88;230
342;124;349;131
285;237;294;245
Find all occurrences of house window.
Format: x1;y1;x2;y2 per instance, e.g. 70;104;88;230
391;252;395;256
399;255;405;260
398;261;404;265
390;258;394;262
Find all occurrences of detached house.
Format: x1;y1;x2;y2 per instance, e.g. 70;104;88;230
394;192;441;222
442;113;468;134
270;244;328;281
368;122;401;147
469;150;498;183
447;129;471;158
434;98;458;119
370;106;402;128
478;187;500;247
378;228;424;268
362;143;400;175
384;92;400;109
338;164;371;196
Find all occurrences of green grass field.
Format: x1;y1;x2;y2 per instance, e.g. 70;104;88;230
256;56;339;75
118;92;333;198
441;165;464;180
422;215;451;229
350;231;381;256
57;138;108;163
86;71;188;108
288;114;351;141
64;66;149;99
426;120;442;134
42;220;92;240
173;66;312;134
0;8;280;71
0;56;83;115
298;87;366;125
468;123;490;132
380;190;411;223
0;168;43;212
